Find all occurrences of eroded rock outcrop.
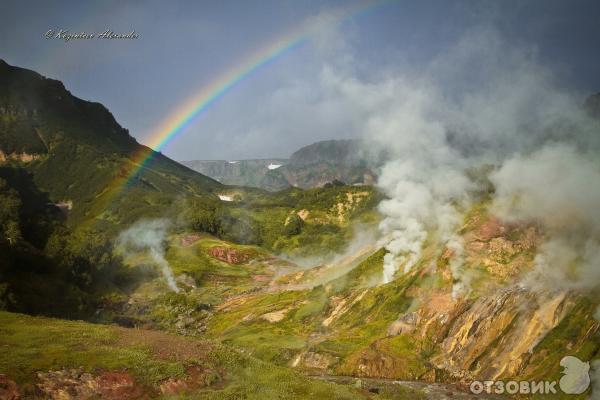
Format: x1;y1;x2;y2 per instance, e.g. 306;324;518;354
36;369;148;400
209;246;251;264
433;288;572;380
292;351;337;371
0;150;42;163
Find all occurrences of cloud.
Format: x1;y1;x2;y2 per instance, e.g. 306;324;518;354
491;144;600;291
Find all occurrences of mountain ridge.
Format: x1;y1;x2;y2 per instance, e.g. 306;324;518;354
0;59;221;227
183;139;376;191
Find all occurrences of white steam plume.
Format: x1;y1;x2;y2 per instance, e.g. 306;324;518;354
309;28;600;288
118;219;180;292
447;235;470;299
490;144;600;291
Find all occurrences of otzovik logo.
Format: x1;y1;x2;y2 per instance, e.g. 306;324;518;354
559;356;591;395
469;356;591;396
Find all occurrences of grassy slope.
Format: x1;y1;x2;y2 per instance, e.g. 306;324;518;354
203;250;424;372
0;59;220;232
221;184;381;256
0;311;374;399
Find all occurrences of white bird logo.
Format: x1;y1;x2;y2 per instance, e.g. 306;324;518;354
559;356;590;394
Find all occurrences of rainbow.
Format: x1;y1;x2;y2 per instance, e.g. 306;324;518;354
112;0;392;197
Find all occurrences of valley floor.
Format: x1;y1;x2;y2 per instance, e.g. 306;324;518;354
0;311;425;399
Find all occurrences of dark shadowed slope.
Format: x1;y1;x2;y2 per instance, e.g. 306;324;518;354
0;59;221;227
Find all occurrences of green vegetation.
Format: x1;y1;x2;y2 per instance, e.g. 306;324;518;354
178;183;380;257
0;60;221;318
0;311;379;399
201;253;422;372
515;297;600;400
0;311;184;385
0;169;122;318
0;60;382;321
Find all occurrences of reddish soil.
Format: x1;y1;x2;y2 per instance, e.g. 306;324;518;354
115;326;213;361
159;365;217;396
35;369;150;400
474;216;506;241
94;371;148;399
252;274;271;282
14;329;222;399
209;246;251;264
0;374;19;400
180;234;203;247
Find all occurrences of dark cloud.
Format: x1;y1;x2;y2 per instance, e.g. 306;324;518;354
1;0;599;160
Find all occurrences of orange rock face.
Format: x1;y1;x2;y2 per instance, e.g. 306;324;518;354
95;372;147;400
209;247;251;264
474;216;506;241
180;234;202;247
35;369;149;400
29;365;219;399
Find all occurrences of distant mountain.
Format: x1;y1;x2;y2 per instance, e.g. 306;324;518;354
183;158;290;191
282;139;377;189
288;139;360;165
183;139;376;191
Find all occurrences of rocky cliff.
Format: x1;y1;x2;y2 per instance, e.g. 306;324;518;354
182;158;290;191
183;139;376;191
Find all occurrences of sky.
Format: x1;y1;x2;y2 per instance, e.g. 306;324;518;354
1;0;599;161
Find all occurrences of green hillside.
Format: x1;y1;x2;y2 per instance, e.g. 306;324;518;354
1;311;408;399
0;60;225;319
0;59;221;228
